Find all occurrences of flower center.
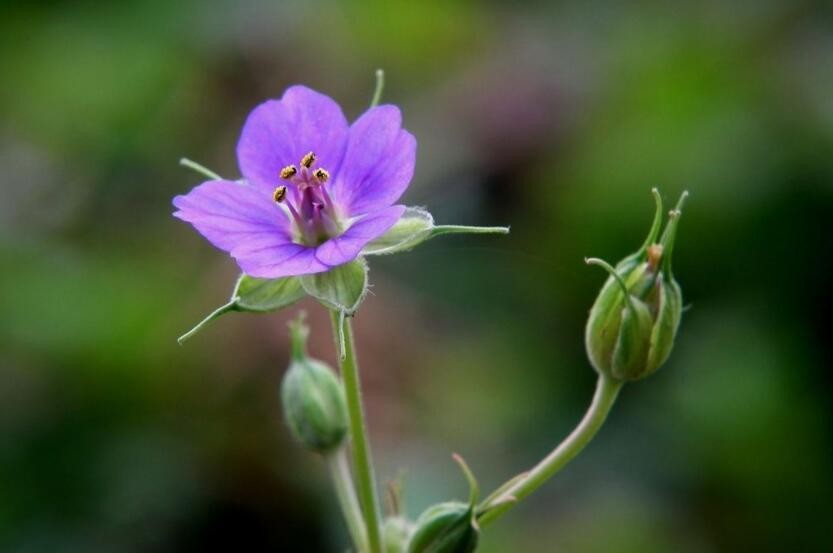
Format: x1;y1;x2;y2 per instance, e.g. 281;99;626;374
273;151;343;246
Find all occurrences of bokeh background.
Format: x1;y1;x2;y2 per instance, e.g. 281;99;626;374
2;1;832;552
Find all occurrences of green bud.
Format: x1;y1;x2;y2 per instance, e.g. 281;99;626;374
585;189;687;381
407;502;478;553
384;516;414;553
280;315;348;453
408;455;480;553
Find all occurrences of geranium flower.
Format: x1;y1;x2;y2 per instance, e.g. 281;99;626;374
173;86;415;278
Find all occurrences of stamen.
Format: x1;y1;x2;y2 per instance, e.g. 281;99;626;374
273;185;287;203
280;165;298;179
319;185;335;211
313;168;330;182
301;151;316;168
284;200;311;243
271;150;340;246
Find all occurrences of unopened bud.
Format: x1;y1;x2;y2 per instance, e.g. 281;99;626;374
280;314;348;452
408;455;480;553
585;189;687;381
384;516;414;553
407;502;478;553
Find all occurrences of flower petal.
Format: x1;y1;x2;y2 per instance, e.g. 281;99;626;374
331;105;417;215
314;205;406;266
232;240;331;279
237;86;349;192
173;179;291;251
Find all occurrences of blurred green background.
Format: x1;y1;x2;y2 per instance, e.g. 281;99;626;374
2;1;832;552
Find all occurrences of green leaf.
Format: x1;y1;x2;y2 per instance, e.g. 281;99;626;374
362;206;509;256
300;259;368;315
178;274;306;344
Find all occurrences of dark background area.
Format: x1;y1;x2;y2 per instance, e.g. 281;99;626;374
1;1;832;552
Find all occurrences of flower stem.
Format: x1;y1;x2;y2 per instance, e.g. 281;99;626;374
327;447;369;553
477;375;623;527
329;311;385;553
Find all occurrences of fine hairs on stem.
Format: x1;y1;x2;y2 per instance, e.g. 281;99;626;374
327;447;368;553
330;312;385;553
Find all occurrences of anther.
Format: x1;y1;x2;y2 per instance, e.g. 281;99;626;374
280;165;298;179
301;151;316;168
273;185;287;203
313;168;330;182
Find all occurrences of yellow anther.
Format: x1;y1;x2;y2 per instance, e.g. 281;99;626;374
280;165;298;179
273;185;287;203
301;151;316;168
313;168;330;182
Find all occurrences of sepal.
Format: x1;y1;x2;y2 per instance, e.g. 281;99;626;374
300;258;369;315
177;274;306;343
363;207;509;256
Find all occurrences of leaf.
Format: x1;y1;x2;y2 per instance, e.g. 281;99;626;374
300;259;369;315
178;274;306;343
362;206;509;256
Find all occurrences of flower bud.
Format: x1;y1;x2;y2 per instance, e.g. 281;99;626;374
407;502;478;553
408;455;480;553
585;190;687;381
280;315;348;453
384;516;414;553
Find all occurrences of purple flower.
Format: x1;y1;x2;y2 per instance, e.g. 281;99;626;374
173;86;416;278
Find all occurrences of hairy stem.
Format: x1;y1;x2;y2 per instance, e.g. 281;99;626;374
327;448;369;553
330;311;385;553
478;375;623;527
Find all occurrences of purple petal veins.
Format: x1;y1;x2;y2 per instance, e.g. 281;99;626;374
173;85;417;277
330;106;417;215
237;86;349;193
314;205;406;267
173;180;292;251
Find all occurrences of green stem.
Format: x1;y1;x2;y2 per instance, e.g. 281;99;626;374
330;311;385;553
478;375;623;527
327;447;369;553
